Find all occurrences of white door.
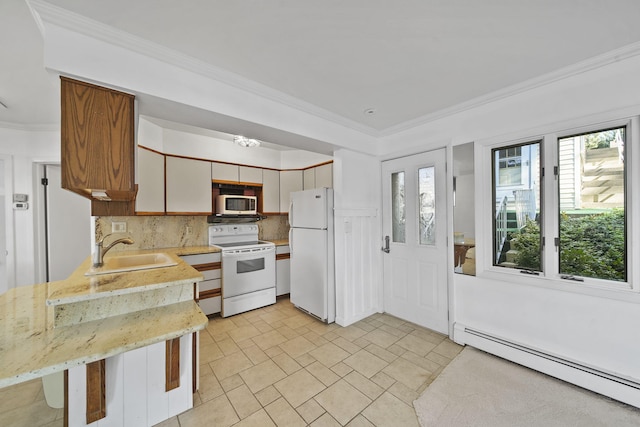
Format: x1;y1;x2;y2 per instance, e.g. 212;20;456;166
382;149;448;333
45;165;91;281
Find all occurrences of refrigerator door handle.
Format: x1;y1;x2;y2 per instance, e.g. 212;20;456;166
288;199;293;226
289;228;293;252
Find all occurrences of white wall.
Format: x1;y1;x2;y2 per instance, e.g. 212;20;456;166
0;126;59;287
380;53;640;387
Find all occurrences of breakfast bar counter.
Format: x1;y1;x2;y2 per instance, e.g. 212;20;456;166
0;248;214;388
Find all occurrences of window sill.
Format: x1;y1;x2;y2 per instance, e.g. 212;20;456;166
478;267;640;304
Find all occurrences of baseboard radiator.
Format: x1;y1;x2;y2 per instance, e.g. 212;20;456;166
454;324;640;409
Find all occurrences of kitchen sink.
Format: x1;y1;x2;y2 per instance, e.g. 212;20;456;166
84;252;177;276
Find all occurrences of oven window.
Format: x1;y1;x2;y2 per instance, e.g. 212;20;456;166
237;258;265;274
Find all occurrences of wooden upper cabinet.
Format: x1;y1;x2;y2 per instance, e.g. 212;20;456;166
60;77;136;202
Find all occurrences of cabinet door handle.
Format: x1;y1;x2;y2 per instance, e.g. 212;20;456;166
382;235;390;253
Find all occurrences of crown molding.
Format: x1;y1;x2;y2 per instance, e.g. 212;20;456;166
27;0;380;139
381;40;640;137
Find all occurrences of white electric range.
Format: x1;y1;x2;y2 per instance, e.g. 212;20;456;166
208;224;276;317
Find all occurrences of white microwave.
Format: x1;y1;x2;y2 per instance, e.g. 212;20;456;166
216;195;257;215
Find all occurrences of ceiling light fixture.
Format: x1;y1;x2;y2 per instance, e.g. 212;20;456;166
234;135;261;148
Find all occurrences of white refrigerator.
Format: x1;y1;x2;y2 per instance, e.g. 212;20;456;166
288;187;335;323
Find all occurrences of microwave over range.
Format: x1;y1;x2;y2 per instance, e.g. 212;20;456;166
216;195;257;215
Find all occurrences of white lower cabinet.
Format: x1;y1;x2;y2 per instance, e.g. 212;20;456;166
67;334;193;427
276;245;290;296
180;253;221;316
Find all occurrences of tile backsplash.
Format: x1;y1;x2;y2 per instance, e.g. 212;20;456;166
96;215;289;251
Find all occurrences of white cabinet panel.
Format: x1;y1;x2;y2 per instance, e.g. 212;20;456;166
166;157;212;214
180;253;221;265
181;252;221;315
123;347;147;427
211;162;239;182
315;163;333;188
303;168;315;190
276;245;290;296
136;148;165;214
67;335;193;427
239;166;262;184
262;169;280;213
279;170;303;213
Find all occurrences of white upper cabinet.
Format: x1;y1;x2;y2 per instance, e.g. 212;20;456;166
302;163;333;190
239;166;263;184
136;147;165;214
262;169;280;214
315;163;333;188
211;162;239;182
279;170;303;213
166;157;212;214
303;168;315;190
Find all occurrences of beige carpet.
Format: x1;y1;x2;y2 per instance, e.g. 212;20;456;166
413;346;640;426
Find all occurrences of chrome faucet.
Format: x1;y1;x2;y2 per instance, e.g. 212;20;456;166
93;234;134;267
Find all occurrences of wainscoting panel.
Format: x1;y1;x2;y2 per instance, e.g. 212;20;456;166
334;208;382;326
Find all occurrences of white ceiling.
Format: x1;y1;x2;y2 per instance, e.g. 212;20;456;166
3;0;640;134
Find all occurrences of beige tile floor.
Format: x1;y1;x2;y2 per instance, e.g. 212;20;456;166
0;297;462;427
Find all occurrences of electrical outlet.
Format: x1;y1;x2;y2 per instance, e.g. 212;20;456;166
112;221;127;233
186;226;192;235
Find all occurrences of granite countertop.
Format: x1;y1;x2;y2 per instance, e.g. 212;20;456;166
47;247;219;305
269;239;289;246
0;246;215;388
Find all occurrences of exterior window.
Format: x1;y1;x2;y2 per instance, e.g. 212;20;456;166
492;142;541;270
490;121;630;287
557;127;626;282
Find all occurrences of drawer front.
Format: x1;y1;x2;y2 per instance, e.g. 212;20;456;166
275;245;290;255
200;278;221;293
180;252;220;265
202;269;221;281
198;296;221;315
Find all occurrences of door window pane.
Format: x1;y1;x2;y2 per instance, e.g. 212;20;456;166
418;167;435;245
558;127;626;281
391;171;405;243
492;141;541;270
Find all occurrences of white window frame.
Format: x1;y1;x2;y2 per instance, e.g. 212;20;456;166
478;116;639;300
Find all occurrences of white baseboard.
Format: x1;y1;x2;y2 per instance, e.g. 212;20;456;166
454;323;640;409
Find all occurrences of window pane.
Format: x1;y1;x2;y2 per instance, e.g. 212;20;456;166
391;171;405;243
418;167;435;245
493;142;541;270
558;127;626;282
